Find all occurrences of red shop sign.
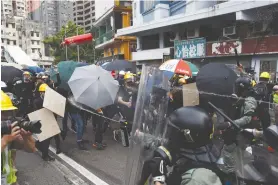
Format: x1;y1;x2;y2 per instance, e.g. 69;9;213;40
206;35;278;56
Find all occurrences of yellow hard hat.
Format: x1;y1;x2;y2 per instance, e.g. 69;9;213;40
124;73;134;80
23;71;31;75
178;78;186;85
39;83;48;92
260;72;270;79
1;91;17;111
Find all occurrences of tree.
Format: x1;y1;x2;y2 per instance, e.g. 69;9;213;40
43;21;95;64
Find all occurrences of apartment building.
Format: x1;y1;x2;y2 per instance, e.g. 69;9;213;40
73;0;96;33
40;0;73;37
117;0;278;81
93;0;135;64
1;0;26;18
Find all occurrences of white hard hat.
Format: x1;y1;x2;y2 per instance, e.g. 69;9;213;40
119;71;125;75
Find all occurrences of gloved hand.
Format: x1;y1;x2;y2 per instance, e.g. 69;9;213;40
150;157;167;184
217;121;231;130
244;129;263;138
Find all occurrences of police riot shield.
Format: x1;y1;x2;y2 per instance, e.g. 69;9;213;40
125;65;170;185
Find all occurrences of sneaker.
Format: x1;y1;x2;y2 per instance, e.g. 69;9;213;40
56;148;62;154
77;141;88;150
92;143;104;150
113;130;121;142
42;155;55;161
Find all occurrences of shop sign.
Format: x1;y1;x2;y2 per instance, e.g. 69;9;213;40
211;41;242;55
174;38;206;59
207;35;278;56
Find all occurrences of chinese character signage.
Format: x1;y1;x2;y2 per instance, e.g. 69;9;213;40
174;38;206;59
212;41;242;55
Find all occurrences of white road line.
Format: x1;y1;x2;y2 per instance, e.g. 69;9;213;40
49;146;110;185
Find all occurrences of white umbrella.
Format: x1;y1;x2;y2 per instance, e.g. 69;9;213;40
1;81;7;88
1;63;23;70
68;65;119;110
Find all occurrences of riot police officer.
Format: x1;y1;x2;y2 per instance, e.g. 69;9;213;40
140;106;223;185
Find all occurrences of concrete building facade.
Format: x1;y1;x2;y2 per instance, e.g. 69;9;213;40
73;0;95;33
117;0;278;81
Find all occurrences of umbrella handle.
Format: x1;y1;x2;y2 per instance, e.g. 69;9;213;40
208;102;241;131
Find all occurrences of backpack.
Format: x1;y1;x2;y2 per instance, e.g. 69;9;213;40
253;82;269;101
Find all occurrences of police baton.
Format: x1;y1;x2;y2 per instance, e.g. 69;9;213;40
208;102;242;131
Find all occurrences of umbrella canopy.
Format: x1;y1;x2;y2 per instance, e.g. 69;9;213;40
1;63;23;70
27;66;44;73
101;62;110;68
159;59;195;78
57;61;88;90
1;66;23;84
102;59;135;71
196;63;238;111
68;65;119;110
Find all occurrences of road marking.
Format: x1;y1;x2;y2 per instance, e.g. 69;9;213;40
49;146;110;185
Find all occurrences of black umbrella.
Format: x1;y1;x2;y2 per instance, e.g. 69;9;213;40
1;66;23;84
196;63;238;112
102;59;135;71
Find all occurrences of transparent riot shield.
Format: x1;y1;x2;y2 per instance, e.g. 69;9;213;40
125;65;170;185
212;100;278;185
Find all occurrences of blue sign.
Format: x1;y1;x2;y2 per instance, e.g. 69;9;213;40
174;38;206;59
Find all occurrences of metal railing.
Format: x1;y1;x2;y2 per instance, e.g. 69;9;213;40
95;29;114;46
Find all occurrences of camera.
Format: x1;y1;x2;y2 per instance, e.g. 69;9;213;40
1;119;42;136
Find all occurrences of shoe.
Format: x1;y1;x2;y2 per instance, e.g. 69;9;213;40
113;130;121;142
43;155;55;161
77;141;88;150
56;148;62;154
92;143;104;150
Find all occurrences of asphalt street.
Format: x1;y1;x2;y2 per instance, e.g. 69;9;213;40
15;150;88;185
52;116;129;185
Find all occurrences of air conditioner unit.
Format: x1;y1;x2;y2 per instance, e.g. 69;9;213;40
187;27;199;39
223;26;236;36
252;22;268;33
170;32;180;42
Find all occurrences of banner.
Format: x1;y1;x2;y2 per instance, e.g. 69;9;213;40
28;108;61;142
43;86;66;117
174;38;206;59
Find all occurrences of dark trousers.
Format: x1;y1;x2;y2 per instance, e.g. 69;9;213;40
36;134;60;157
92;112;106;143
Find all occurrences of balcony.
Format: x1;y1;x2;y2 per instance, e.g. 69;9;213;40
95;30;114;46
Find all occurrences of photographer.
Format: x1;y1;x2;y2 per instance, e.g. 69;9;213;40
1;91;36;185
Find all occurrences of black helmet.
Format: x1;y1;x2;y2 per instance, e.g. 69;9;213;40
234;77;252;96
166;106;213;150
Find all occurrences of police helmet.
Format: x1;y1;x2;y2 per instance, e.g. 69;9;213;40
167;106;213;149
234;76;252;96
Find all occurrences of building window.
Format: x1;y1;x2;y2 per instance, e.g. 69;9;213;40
37;41;40;45
32;49;35;53
12;23;15;28
31;31;34;36
1;39;3;43
32;41;34;44
7;40;10;45
142;0;155;13
13;41;16;45
36;32;39;37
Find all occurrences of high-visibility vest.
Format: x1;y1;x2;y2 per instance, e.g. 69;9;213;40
273;94;278;103
1;146;17;185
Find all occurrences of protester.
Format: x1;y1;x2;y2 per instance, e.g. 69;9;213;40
273;85;278;123
12;71;34;117
68;92;87;150
1;91;36;185
92;109;107;150
34;83;61;161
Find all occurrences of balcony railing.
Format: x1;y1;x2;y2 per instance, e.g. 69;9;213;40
95;30;114;46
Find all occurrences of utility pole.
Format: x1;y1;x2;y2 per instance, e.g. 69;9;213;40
64;26;68;60
77;26;80;62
